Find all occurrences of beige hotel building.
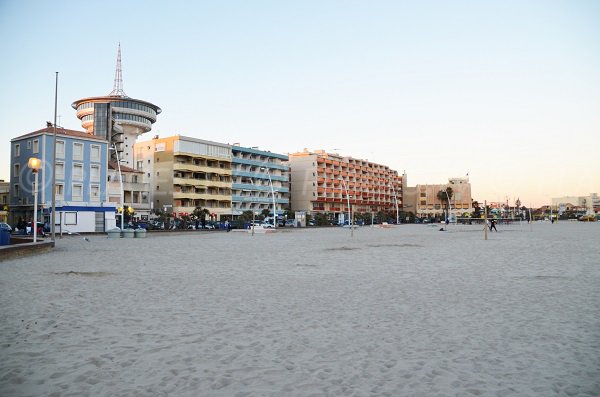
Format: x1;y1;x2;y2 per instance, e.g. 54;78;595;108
403;177;473;219
134;135;232;219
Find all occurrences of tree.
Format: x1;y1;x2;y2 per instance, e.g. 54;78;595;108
240;210;254;222
261;208;271;219
472;201;481;219
437;187;453;219
192;207;210;222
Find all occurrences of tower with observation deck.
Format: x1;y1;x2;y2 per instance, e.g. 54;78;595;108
72;44;161;167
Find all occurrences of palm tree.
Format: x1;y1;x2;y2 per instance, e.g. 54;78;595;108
192;207;210;225
437;187;454;220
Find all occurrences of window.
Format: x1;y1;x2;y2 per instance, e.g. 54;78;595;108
14;184;20;196
90;185;100;199
64;212;77;225
72;184;83;201
73;164;83;180
55;162;65;179
32;139;39;154
132;175;138;183
73;142;83;161
147;173;150;178
56;141;65;158
90;165;100;182
55;184;64;199
90;145;100;162
13;163;20;177
27;141;31;149
14;144;20;157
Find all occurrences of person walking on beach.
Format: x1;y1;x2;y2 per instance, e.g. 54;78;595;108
490;219;498;232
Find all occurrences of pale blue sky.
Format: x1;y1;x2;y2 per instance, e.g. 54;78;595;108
1;0;598;206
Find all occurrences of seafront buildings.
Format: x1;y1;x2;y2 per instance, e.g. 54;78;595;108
288;149;402;223
231;145;289;219
403;177;473;220
9;127;116;232
551;193;599;215
134;136;289;221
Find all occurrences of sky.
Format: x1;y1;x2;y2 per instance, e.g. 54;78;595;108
1;0;598;207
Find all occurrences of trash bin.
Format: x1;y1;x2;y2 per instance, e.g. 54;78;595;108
0;230;10;246
134;228;147;238
107;228;121;239
122;229;135;238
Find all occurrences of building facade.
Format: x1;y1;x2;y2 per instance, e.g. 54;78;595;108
108;161;151;221
9;127;116;232
405;177;473;220
134;135;233;220
231;145;289;219
0;180;8;223
552;194;599;214
288;149;402;222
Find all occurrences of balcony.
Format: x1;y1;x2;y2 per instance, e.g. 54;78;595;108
174;177;231;188
174;162;232;175
173;191;231;202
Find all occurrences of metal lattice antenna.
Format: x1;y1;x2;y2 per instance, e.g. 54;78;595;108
109;43;128;97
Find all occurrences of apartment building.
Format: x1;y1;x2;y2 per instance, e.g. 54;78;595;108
134;135;232;220
231;146;289;219
9;126;115;232
404;177;472;219
288;149;402;222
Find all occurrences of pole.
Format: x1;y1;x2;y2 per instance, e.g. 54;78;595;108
261;167;276;229
51;72;58;241
445;189;452;226
341;179;353;237
389;182;399;224
33;171;39;242
112;144;124;231
484;200;488;240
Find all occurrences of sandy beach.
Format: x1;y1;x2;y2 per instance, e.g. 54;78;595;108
1;222;599;396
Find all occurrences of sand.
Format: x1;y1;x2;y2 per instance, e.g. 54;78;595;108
1;222;599;396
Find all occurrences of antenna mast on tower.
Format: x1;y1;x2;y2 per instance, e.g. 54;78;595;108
109;43;128;97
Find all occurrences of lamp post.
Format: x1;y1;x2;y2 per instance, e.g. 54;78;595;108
260;166;277;230
51;71;58;241
110;144;125;231
444;189;453;225
389;181;399;225
28;157;42;242
340;179;353;238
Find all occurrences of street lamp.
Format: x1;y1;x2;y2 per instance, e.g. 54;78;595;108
389;181;399;225
444;189;453;225
110;144;125;231
340;179;353;238
260;166;277;230
28;157;42;242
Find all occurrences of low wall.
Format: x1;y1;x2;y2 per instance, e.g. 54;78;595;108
0;239;55;262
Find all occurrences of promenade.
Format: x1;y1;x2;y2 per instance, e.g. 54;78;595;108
1;223;599;396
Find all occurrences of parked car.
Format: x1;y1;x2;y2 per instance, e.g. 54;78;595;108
26;222;46;236
0;222;12;232
285;219;296;227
